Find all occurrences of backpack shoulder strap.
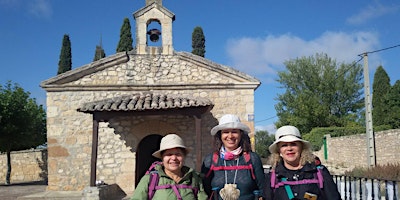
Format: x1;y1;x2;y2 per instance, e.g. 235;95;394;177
244;152;256;179
270;169;276;188
316;166;324;188
205;152;219;178
147;171;159;200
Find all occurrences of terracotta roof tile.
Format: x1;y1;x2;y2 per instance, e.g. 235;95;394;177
77;93;213;113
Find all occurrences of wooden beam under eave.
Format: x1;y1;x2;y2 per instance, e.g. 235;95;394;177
90;115;99;187
195;115;202;171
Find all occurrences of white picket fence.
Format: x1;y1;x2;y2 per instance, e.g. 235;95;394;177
334;176;399;200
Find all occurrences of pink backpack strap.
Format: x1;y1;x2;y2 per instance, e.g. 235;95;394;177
270;169;276;188
316;166;323;188
155;184;199;199
147;172;159;199
205;152;219;178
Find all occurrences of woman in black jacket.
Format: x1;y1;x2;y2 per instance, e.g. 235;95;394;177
264;125;340;200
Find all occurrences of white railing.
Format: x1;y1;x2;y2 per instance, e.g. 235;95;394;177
333;175;399;200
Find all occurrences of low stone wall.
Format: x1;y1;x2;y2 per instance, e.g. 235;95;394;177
0;149;47;183
314;129;400;174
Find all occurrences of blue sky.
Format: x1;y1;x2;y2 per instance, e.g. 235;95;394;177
1;0;400;134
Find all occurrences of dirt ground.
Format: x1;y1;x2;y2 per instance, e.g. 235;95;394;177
0;181;47;200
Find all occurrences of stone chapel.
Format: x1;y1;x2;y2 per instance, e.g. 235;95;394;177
40;0;260;198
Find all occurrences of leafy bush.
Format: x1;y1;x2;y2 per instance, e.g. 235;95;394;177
344;163;400;181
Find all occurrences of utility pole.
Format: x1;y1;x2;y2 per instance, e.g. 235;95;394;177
362;53;376;167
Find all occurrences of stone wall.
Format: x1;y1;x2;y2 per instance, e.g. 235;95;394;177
44;54;258;194
314;129;400;174
0;149;47;183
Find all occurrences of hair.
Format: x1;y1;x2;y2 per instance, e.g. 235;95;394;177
213;130;252;153
268;142;315;169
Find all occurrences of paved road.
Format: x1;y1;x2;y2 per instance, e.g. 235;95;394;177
0;181;47;200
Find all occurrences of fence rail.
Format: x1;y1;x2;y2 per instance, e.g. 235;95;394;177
333;175;399;200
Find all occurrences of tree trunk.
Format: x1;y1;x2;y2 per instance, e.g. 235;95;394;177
6;150;11;185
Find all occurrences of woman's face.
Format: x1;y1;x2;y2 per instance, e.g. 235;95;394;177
278;141;302;167
161;148;185;174
221;129;242;151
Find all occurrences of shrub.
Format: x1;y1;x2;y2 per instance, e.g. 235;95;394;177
344;163;400;181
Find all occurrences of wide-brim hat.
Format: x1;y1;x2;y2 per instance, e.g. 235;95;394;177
152;134;189;159
211;114;251;136
268;125;311;153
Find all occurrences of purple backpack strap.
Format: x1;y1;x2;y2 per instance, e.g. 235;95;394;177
270;170;276;188
147;172;159;200
155;184;199;199
316;166;323;188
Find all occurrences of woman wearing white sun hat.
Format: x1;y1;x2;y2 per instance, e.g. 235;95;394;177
132;134;208;200
264;125;340;200
201;114;265;200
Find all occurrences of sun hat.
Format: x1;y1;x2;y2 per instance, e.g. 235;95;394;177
268;125;311;153
211;114;251;136
152;134;188;159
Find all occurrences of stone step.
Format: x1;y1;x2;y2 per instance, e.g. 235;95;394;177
17;191;82;200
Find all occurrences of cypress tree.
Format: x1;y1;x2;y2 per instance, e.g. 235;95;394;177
191;26;206;57
116;18;133;53
93;37;106;61
372;66;391;126
57;34;72;75
384;80;400;128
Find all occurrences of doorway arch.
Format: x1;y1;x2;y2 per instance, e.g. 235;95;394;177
135;134;163;186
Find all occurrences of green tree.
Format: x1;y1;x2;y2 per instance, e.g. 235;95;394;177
384;80;400;128
372;66;391;126
93;44;106;62
116;18;133;53
0;81;46;184
254;130;275;159
191;26;206;57
275;53;364;134
57;34;72;75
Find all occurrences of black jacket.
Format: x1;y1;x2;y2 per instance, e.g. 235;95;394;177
264;160;341;200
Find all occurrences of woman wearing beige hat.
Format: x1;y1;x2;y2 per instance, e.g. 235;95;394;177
264;125;340;200
132;134;208;200
201;114;265;200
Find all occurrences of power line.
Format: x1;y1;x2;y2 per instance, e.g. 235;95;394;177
255;44;400;124
358;44;400;56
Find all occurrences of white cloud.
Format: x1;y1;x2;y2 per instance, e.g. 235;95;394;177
255;124;276;134
28;0;52;19
346;3;400;25
226;31;381;81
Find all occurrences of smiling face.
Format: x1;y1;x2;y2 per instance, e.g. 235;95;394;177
278;141;303;169
161;147;185;174
220;129;242;151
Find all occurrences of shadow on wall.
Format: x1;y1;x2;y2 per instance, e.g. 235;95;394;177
36;149;48;184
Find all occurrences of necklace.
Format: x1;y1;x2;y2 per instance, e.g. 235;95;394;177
224;158;239;184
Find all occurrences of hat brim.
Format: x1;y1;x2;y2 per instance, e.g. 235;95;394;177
211;122;251;135
268;135;311;153
152;145;189;159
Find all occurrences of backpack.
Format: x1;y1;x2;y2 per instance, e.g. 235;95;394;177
205;152;256;179
146;161;199;200
270;165;324;189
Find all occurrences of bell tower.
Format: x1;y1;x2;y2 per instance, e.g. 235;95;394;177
134;0;175;55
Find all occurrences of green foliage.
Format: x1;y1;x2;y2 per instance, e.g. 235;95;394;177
191;26;206;57
93;45;106;61
372;66;391;126
254;130;275;158
384;80;400;128
344;163;400;181
0;81;46;152
57;34;72;75
275;53;364;133
116;18;133;53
